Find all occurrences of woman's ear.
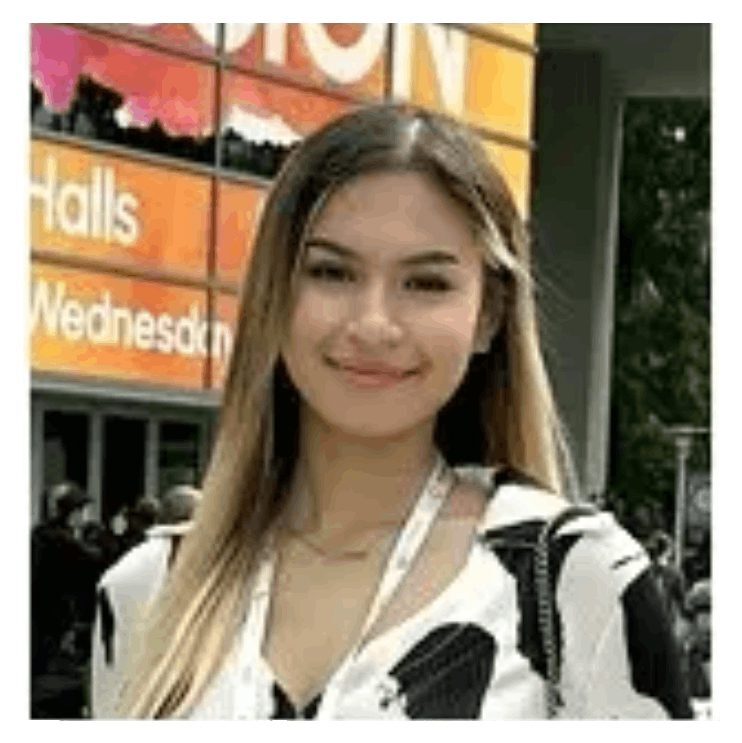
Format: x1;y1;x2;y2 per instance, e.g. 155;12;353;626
473;278;506;354
473;314;497;355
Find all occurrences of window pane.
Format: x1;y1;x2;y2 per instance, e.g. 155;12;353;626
158;420;201;493
221;70;350;178
102;416;146;520
42;410;89;515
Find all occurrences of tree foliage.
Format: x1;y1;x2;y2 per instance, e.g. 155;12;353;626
609;98;710;531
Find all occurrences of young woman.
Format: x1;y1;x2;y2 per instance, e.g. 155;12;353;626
92;103;692;719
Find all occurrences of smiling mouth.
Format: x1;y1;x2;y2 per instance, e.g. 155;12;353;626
324;357;421;387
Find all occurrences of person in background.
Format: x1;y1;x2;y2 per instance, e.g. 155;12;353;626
684;579;711;701
78;522;110;626
31;481;98;718
93;509;129;569
110;508;128;539
91;485;202;718
683;527;711;586
158;484;202;525
148;485;203;568
118;496;161;556
646;530;687;641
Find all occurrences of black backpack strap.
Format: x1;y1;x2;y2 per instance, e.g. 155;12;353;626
534;505;597;717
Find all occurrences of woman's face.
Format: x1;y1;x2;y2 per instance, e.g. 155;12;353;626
280;169;493;440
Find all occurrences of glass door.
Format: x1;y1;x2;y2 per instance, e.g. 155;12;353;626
158;419;202;492
40;409;90;520
31;394;215;526
101;415;147;523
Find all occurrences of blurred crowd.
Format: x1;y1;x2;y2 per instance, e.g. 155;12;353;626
644;529;712;704
591;491;712;708
30;481;201;719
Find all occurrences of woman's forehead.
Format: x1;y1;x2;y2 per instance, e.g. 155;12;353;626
306;170;479;262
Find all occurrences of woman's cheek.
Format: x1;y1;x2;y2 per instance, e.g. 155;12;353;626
424;302;480;358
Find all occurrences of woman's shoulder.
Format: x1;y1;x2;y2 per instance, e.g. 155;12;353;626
454;463;573;531
454;464;691;718
455;464;649;593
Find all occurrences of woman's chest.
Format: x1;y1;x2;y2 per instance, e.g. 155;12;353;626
262;518;480;712
263;553;384;710
192;566;549;720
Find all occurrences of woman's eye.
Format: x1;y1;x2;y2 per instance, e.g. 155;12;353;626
405;275;452;293
305;263;355;283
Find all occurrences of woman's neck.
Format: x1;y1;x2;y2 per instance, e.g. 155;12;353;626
286;409;439;537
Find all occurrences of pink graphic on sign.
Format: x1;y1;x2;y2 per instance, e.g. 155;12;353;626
31;25;214;137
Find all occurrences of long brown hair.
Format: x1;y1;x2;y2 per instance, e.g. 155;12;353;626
118;102;572;717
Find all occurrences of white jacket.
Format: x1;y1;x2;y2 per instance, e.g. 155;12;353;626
90;524;190;718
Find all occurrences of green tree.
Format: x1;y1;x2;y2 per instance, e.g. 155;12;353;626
609;98;710;535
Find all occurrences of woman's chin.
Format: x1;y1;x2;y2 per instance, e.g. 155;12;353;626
309;408;434;443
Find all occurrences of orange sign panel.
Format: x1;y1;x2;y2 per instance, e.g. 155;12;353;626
90;23;219;57
226;24;387;100
30;139;212;279
30;263;235;389
212;292;239;389
216;180;266;286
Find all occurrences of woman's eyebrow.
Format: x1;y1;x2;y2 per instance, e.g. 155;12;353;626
303;237;461;266
303;238;357;260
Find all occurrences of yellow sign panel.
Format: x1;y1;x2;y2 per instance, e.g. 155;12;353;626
466;35;534;141
481;140;531;217
394;24;535;143
474;24;537;46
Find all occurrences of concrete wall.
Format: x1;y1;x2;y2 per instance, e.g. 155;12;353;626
529;25;709;498
539;24;710;98
530;50;624;498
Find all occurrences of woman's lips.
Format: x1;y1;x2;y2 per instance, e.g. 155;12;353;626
325;357;421;389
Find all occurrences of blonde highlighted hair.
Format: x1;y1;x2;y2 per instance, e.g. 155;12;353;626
117;103;573;717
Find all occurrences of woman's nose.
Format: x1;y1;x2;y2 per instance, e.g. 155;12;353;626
346;282;403;348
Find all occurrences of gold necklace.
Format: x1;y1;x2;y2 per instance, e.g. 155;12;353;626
281;459;458;562
283;523;399;562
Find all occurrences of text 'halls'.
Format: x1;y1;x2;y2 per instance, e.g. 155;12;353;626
31;155;141;247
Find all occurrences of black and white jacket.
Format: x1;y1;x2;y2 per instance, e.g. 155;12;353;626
91;467;692;719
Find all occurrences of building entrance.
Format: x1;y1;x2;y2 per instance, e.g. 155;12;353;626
31;393;215;525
